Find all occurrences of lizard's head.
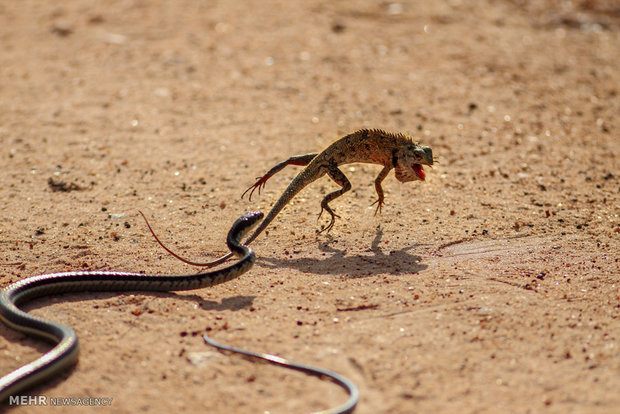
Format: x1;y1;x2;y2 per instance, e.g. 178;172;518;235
394;141;433;183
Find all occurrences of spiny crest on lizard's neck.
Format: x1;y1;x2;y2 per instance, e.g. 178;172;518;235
360;128;419;144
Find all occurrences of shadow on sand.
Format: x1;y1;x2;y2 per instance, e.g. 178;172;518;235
258;226;427;278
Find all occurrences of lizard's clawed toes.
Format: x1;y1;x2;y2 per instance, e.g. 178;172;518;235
370;198;384;216
241;177;269;201
318;218;336;234
317;206;339;233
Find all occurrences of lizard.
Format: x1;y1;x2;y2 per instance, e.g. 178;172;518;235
144;128;434;267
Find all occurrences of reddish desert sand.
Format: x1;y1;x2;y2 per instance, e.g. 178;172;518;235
1;1;618;413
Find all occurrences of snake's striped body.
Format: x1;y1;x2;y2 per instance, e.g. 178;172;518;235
0;210;358;413
0;211;262;402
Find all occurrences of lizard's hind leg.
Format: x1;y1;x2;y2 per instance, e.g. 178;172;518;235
318;164;351;233
242;153;318;201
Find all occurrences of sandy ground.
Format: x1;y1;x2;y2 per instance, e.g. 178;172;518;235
1;0;619;413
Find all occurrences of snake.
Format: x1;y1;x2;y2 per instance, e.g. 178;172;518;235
0;210;359;413
204;335;359;414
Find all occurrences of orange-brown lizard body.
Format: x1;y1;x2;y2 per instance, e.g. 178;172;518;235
148;128;433;267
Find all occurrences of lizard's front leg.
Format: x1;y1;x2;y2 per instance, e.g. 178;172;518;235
370;165;392;216
242;153;318;201
318;164;352;233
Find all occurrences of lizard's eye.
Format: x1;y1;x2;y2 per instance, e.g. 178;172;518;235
414;147;433;165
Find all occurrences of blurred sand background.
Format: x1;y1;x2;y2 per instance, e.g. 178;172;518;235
1;1;618;412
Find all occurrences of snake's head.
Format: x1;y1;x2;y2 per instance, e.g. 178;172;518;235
394;141;433;183
239;211;264;237
226;211;264;255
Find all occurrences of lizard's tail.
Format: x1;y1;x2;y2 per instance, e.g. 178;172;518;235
139;210;235;268
243;168;319;246
143;167;319;269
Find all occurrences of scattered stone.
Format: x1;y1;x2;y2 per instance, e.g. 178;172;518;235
48;177;84;192
51;21;74;37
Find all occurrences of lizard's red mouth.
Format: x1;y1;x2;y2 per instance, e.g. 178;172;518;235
413;164;425;180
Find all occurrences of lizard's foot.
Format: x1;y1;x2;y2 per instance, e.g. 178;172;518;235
370;197;384;216
241;175;271;201
318;205;340;233
318;215;338;233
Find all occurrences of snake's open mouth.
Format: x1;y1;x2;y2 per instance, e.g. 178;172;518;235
413;164;425;180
